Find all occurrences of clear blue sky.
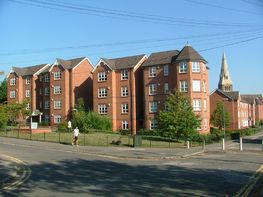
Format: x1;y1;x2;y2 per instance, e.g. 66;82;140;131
1;0;263;94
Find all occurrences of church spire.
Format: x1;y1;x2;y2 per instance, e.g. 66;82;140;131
218;52;233;92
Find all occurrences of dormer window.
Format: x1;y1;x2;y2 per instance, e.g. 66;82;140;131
54;72;61;80
179;62;188;73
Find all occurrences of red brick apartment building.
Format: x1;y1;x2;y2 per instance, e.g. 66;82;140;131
92;55;147;134
7;57;93;125
210;89;252;129
7;64;49;121
142;44;210;134
210;53;263;130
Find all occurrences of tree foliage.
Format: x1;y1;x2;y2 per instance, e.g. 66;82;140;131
72;99;112;133
211;101;231;130
0;104;8;129
158;91;201;139
0;79;7;103
5;100;31;126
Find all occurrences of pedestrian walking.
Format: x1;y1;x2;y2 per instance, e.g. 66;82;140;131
72;127;79;146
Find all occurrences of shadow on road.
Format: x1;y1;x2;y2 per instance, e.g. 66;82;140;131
0;158;254;197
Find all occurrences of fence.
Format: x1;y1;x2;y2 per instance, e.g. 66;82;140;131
0;129;196;148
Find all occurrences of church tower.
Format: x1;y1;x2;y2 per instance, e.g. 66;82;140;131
218;52;233;92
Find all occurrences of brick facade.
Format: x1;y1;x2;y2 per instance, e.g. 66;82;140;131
92;55;147;134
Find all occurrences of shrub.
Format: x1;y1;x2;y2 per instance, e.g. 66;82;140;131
57;122;68;132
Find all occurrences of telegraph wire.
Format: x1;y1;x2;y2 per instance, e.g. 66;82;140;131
1;28;262;56
1;34;263;66
182;0;263;15
6;0;263;28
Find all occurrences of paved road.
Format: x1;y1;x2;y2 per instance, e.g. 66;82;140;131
0;137;262;197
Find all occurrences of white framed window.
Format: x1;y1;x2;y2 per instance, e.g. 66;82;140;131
98;104;107;114
54;115;62;123
54;86;62;94
164;83;169;94
10;78;16;86
193;99;202;111
10;91;16;98
26;103;30;110
163;65;169;76
44;87;50;96
203;81;207;93
121;86;128;97
54;100;62;109
44;74;50;82
122;120;129;130
25;77;31;85
192;62;200;73
26;90;30;98
121;103;128;113
192;80;201;92
180;81;188;92
150;119;158;130
149;101;158;113
44;115;50;122
98;72;107;82
121;70;128;80
179;62;188;73
98;88;107;98
44;101;50;109
39;76;42;82
203;99;207;111
149;66;157;77
149;84;157;95
54;72;61;80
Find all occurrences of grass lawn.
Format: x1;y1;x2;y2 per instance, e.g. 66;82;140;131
0;130;191;148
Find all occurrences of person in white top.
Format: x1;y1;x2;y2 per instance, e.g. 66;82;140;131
72;127;79;146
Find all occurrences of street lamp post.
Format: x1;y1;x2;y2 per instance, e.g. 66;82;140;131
222;98;228;151
222;102;226;150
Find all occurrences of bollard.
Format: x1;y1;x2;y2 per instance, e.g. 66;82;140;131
239;137;243;151
202;139;206;151
222;138;225;151
186;140;190;149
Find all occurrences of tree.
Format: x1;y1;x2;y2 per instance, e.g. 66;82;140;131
211;101;231;130
72;98;112;133
158;90;201;139
5;100;31;126
0;79;7;103
0;104;8;129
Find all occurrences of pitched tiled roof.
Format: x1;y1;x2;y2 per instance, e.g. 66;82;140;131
223;91;240;101
175;44;207;63
56;57;85;70
241;94;263;105
13;64;47;76
102;54;145;70
142;50;179;67
256;97;263;105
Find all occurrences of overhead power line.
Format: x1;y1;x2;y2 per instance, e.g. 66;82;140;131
6;0;263;28
182;0;263;15
1;33;263;66
0;28;262;56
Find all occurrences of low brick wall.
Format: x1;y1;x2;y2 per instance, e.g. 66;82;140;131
18;127;52;134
